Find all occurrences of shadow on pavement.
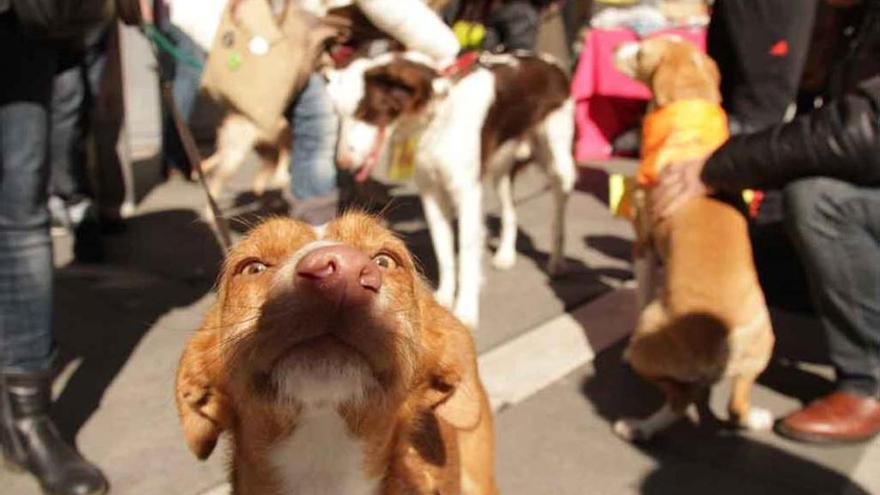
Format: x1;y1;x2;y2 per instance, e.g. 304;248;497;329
581;342;871;495
51;209;223;443
227;190;292;234
486;215;630;311
584;234;633;265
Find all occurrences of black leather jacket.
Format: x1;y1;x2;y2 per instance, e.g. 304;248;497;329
701;5;880;192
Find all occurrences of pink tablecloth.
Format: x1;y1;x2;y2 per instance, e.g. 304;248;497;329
572;27;707;161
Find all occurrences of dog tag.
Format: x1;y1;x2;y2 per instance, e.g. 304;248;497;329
388;133;420;180
249;36;270;56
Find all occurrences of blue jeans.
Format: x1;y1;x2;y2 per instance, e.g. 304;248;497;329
158;19;206;173
0;13;57;373
288;74;339;201
50;24;110;202
785;177;880;397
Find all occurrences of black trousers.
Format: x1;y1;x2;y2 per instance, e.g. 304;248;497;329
784;178;880;397
708;0;818;131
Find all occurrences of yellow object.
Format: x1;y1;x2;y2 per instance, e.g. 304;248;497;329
388;133;420;181
609;173;636;217
453;21;486;50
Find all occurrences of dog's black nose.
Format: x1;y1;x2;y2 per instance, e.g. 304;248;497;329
296;245;382;306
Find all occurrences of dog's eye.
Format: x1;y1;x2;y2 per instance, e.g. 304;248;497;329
240;260;268;276
372;253;397;270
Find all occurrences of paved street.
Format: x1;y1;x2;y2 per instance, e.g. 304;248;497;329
2;153;878;494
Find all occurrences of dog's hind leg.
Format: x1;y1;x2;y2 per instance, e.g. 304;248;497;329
207;125;259;199
454;185;484;329
537;99;576;277
491;172;518;270
251;161;274;197
268;144;291;192
197;152;220;180
613;380;699;442
420;188;457;311
728;374;774;430
613;403;681;443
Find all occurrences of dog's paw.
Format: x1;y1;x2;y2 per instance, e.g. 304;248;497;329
613;419;649;443
492;250;517;270
739;407;774;431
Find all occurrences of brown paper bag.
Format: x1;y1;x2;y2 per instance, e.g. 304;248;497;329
200;0;344;132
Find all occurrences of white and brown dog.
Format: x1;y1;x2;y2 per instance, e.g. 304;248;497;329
326;51;577;328
175;212;497;494
610;37;775;441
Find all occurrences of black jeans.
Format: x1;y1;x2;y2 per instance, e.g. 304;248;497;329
784;177;880;397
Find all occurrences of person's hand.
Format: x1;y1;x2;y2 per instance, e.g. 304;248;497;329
650;157;713;221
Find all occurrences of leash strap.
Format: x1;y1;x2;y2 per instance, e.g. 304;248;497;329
142;22;233;252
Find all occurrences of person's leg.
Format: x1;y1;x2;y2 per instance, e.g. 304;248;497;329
0;13;108;493
288;74;340;225
50;58;89;206
776;177;880;443
0;14;57;377
158;19;206;177
48;27;110;262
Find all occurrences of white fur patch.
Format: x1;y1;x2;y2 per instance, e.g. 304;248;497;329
270;408;380;495
272;356;378;407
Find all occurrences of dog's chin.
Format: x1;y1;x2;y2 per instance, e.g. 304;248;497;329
270;336;382;408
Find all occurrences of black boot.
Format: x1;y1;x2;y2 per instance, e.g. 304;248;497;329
0;372;108;495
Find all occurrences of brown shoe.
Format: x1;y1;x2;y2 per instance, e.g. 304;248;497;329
775;391;880;444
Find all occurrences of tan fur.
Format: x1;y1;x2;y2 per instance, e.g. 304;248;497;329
175;213;497;494
616;38;775;434
198;114;291;205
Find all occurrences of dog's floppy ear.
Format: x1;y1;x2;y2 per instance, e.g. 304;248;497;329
175;308;232;460
357;59;436;126
422;298;484;430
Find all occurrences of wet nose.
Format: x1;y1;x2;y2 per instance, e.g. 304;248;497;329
296;245;382;306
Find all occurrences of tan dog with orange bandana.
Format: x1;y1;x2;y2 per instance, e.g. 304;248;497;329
611;36;775;441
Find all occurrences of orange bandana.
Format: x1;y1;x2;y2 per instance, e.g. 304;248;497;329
638;100;729;186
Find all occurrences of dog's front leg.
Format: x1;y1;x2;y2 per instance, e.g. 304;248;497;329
491;173;518;270
454;187;484;329
421;190;457;310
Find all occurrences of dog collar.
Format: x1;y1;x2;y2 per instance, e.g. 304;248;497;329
440;51;480;79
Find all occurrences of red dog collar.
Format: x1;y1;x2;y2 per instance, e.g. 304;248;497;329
440;51;479;78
